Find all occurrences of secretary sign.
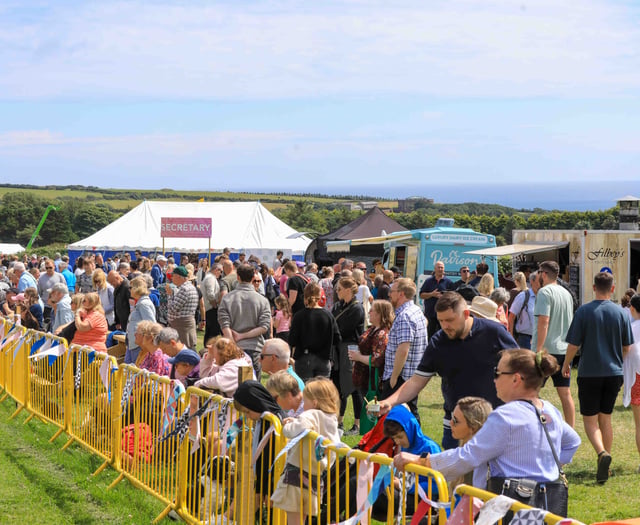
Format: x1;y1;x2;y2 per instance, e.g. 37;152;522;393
161;217;212;239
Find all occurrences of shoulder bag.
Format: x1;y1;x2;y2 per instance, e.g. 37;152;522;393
487;400;568;517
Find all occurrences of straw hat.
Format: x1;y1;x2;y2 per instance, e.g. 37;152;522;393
468;296;500;323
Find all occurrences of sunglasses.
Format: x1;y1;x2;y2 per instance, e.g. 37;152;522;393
493;367;517;379
259;353;275;360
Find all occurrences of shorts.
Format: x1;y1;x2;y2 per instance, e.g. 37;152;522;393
548;354;571;388
577;375;623;416
631;373;640;406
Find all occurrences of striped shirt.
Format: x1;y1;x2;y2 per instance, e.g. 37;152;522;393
383;300;427;380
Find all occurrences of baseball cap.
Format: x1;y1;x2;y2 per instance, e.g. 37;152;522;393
168;349;201;366
173;265;188;277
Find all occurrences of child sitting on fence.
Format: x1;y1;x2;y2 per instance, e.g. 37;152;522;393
270;377;341;525
371;405;442;521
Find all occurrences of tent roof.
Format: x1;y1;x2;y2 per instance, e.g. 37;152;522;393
465;241;569;257
0;243;25;255
317;207;406;241
68;201;310;254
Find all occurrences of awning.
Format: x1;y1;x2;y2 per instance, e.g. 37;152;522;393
465;241;569;257
326;232;415;253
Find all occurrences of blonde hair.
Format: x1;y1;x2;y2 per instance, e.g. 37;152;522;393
130;276;149;298
266;370;301;398
71;294;85;309
513;272;527;292
82;292;104;313
136;320;162;339
303;377;340;415
92;269;107;290
456;396;492;444
351;268;365;286
477;273;495;297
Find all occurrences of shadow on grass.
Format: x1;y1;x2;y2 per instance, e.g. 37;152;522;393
4;444;110;525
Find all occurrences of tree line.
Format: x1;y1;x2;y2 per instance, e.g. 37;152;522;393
0;190;619;251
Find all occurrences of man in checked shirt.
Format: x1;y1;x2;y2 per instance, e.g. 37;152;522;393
167;265;199;350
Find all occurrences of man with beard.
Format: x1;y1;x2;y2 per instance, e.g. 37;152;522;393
377;277;427;420
379;291;517;449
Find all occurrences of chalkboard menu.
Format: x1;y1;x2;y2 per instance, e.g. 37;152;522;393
569;264;580;304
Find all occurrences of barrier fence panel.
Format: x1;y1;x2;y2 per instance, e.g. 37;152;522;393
175;386;286;525
453;484;585;525
26;331;71;438
2;320;29;418
108;363;186;524
290;430;450;525
0;317;12;396
63;344;119;475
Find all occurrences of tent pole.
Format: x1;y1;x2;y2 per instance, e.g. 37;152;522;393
209;238;212;265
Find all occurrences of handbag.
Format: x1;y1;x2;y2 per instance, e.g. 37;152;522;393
487;400;569;517
359;356;379;435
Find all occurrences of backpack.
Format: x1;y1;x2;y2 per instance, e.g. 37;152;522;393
264;275;279;303
513;289;531;335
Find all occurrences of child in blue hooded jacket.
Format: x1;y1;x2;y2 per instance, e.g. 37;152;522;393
372;405;442;520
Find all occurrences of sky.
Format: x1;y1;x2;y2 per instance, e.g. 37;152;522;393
0;0;639;210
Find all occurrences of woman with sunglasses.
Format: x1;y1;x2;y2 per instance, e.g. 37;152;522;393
394;349;581;515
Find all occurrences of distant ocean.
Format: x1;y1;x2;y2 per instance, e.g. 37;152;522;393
252;180;639;212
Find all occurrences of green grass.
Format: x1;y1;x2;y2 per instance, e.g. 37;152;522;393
0;399;171;525
339;373;640;524
4;352;639;523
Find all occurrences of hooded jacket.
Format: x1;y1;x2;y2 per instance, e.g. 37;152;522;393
386;405;441;495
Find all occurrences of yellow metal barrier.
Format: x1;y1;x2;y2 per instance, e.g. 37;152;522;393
61;344;119;476
286;430;450;525
107;363;186;524
26;332;71;436
454;484;585;525
1;317;462;525
173;386;286;525
0;319;29;418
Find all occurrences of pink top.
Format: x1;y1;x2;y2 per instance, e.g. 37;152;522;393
275;310;291;333
138;348;171;377
196;353;255;397
72;310;108;351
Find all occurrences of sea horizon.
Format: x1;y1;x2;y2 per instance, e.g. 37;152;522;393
243;179;639;212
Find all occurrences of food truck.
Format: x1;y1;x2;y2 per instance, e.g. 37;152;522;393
327;218;498;293
465;229;640;306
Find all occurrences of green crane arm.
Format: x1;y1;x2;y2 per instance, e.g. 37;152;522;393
26;204;60;250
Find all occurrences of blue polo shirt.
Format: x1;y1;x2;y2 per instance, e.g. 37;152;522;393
419;275;453;318
416;317;517;417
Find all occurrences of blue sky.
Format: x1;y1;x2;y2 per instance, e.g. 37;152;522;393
0;1;639;209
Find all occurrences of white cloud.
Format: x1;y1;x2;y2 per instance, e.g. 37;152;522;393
0;0;638;100
0;129;294;158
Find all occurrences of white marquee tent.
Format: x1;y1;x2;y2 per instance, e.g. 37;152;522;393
67;201;311;261
0;243;25;255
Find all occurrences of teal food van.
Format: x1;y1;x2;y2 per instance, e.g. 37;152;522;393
328;218;498;294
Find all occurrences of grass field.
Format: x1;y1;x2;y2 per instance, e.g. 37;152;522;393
0;400;170;524
0;185;398;212
1;363;639;524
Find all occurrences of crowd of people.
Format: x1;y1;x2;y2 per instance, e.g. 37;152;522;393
1;248;639;522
